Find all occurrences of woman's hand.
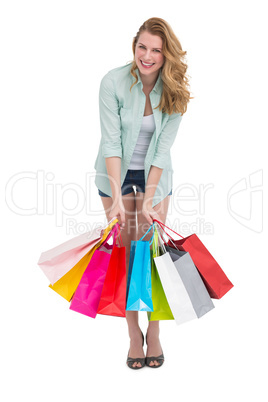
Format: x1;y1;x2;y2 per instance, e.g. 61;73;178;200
108;197;126;228
142;201;162;226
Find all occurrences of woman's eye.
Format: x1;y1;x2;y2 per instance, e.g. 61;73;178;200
138;45;160;52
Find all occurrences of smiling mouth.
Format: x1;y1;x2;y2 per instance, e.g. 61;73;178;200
140;60;155;68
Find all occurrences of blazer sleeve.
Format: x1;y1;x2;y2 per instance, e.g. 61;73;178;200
99;72;122;158
151;112;183;169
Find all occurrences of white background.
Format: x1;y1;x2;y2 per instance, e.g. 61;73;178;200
1;0;267;401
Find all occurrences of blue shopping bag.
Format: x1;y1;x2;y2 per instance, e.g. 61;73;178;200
126;241;137;301
126;223;154;312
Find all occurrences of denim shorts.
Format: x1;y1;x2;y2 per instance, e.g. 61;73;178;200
98;169;172;197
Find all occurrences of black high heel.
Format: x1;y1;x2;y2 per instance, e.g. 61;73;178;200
126;331;146;370
145;334;165;368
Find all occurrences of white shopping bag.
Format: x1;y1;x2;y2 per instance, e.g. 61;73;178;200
154;252;198;325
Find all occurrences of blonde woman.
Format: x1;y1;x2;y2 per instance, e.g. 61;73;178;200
94;17;192;369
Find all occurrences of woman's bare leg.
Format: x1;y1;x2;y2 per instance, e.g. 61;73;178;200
136;191;171;366
100;191;145;368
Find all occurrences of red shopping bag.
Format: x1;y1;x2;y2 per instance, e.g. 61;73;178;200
97;230;126;317
154;219;233;299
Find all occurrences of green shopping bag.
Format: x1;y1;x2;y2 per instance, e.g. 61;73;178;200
148;227;174;321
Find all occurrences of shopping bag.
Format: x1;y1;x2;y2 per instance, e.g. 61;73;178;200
153;224;198;325
154;219;233;299
166;245;215;318
148;227;174;321
69;223;121;318
49;221;118;302
97;228;126;317
126;224;154;312
126;241;137;302
38;218;118;285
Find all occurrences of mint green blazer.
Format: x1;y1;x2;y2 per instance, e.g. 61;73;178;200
94;63;183;207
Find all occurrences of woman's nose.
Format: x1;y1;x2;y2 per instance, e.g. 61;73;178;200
144;49;152;60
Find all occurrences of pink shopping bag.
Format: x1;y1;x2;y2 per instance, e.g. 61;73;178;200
69;223;121;318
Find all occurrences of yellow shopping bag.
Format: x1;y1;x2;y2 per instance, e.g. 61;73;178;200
49;219;118;302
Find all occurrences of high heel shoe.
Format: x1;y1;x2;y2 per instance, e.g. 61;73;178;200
126;331;146;370
145;334;165;368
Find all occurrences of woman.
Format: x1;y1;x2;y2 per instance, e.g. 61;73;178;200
94;17;191;369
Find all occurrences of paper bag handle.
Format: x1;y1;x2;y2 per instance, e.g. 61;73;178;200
153;219;184;240
101;222;123;248
139;222;155;246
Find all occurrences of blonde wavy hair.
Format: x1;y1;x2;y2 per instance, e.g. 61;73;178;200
130;17;193;115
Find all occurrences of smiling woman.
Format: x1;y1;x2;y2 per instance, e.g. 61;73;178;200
93;17;192;371
130;17;191;115
135;32;164;77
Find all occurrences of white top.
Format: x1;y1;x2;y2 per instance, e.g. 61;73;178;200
128;114;156;170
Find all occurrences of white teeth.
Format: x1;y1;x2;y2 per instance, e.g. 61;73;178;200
141;61;154;66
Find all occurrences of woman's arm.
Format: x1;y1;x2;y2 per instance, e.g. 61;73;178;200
98;73;125;227
151;112;182;169
99;73;122;159
142;112;183;224
105;156;125;227
105;156;122;200
142;165;163;225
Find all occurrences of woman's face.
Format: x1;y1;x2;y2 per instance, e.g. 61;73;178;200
135;31;164;78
